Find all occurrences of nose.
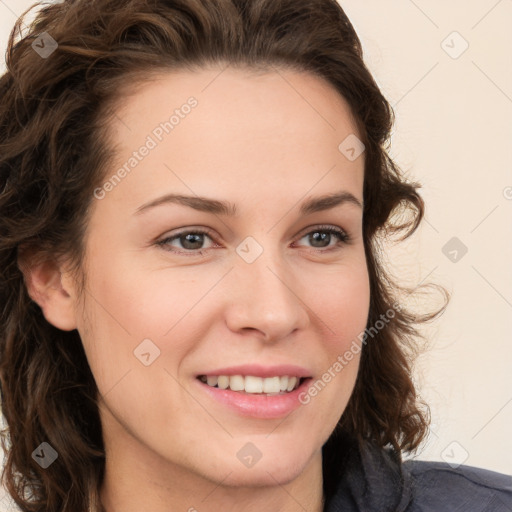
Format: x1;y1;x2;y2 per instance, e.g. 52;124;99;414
224;243;310;343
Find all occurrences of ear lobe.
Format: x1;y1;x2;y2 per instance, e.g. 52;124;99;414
18;251;78;332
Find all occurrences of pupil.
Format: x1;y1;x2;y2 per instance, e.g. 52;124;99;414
311;232;329;247
182;233;203;249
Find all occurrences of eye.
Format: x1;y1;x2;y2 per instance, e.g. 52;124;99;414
294;225;350;251
156;228;216;255
156;225;351;256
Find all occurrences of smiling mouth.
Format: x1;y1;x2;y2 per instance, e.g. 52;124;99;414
197;375;308;395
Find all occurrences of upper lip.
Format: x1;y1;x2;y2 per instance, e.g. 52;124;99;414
197;364;312;378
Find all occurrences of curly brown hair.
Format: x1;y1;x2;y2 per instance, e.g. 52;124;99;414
0;0;449;510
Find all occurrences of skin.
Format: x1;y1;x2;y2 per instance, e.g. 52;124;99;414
25;66;370;512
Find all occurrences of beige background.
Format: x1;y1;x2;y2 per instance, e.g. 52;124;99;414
0;1;511;507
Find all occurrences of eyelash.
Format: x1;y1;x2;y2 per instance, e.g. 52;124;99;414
156;225;351;256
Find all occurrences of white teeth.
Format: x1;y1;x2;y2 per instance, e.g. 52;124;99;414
229;375;245;391
245;375;263;393
206;376;218;387
286;376;297;392
200;374;303;394
263;376;281;393
217;376;229;389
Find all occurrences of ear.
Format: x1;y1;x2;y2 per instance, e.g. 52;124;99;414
18;249;78;331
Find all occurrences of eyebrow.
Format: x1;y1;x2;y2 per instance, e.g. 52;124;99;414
134;191;363;217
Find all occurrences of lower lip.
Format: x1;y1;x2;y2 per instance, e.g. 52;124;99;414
195;378;312;419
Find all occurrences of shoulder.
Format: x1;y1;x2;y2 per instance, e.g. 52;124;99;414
322;437;511;512
403;458;512;512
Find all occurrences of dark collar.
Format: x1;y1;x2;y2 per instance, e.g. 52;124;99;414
322;434;413;512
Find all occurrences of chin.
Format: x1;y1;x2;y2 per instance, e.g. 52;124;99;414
200;449;315;489
224;463;306;488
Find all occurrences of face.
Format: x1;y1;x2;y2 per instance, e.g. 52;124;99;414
69;66;370;487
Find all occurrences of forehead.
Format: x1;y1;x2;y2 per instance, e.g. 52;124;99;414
112;65;360;143
99;66;364;211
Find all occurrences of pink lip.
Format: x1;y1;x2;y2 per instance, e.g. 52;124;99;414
195;376;312;419
196;364;312;378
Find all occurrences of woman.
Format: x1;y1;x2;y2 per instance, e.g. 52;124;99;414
0;0;510;511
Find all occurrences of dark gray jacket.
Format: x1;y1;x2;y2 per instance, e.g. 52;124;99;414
322;436;512;511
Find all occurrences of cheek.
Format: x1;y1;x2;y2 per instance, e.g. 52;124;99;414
79;257;196;340
311;255;370;348
75;255;223;398
74;260;170;391
302;256;370;402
